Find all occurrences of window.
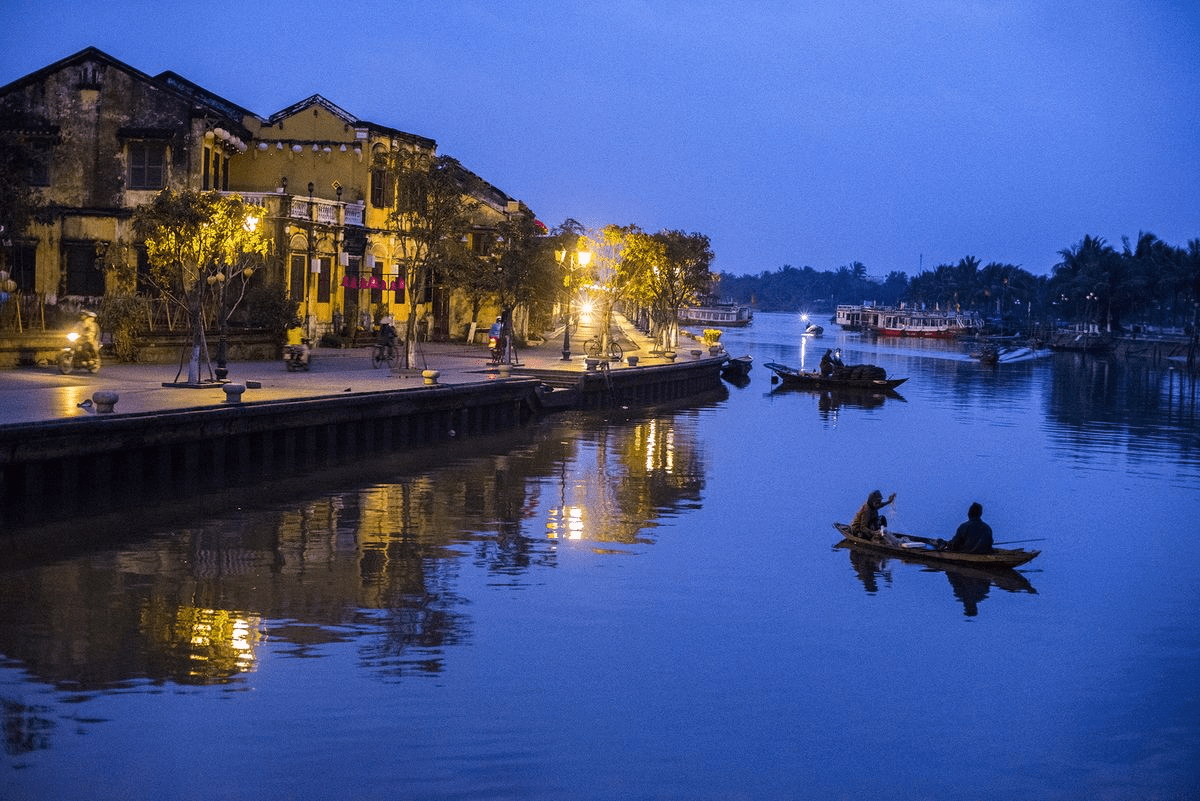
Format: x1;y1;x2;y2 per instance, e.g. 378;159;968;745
371;259;383;305
64;241;104;297
290;254;306;303
316;257;331;303
343;256;360;311
202;147;210;190
370;169;393;208
10;241;36;290
128;142;165;189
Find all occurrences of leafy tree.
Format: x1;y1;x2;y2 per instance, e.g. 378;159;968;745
375;150;480;368
488;208;556;359
132;190;270;383
0;131;48;274
1051;235;1119;329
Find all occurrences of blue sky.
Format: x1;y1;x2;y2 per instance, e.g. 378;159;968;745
2;0;1197;277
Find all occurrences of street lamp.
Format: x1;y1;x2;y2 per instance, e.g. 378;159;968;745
211;210;260;381
555;247;592;360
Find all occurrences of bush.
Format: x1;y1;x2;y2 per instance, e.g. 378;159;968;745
232;283;298;341
99;294;149;362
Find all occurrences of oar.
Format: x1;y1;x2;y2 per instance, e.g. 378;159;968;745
994;538;1046;546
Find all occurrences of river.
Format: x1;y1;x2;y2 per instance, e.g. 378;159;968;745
2;311;1198;800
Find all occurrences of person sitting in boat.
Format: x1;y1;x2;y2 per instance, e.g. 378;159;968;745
820;349;837;376
937;502;994;553
850;489;896;540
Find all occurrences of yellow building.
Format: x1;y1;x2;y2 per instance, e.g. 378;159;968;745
1;47;529;352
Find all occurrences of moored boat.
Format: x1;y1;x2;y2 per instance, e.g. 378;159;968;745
832;523;1040;568
876;308;983;338
679;302;753;327
721;354;752;379
764;361;907;391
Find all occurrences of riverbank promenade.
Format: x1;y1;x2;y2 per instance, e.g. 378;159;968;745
0;313;703;426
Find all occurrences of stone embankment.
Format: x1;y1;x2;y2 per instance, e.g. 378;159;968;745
0;317;729;527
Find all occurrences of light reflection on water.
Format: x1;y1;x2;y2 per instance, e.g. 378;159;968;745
2;312;1199;801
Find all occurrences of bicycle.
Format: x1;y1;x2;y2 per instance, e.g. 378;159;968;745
371;341;399;368
584;335;623;362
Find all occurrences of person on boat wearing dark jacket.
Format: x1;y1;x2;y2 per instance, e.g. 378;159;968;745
820;349;836;376
939;502;993;553
850;489;895;540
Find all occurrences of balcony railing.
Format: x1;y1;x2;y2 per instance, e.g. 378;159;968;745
231;192;364;227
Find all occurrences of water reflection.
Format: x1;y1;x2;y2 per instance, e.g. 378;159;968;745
838;542;1037;617
766;383;906;427
0;405;711;708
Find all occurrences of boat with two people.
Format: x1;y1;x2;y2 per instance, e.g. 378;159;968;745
832;522;1040;568
764;358;907;391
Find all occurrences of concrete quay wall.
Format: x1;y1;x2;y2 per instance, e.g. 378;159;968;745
0;356;726;527
0;379;544;527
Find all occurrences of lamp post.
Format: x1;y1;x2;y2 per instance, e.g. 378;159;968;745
212;209;259;381
555;247;591;360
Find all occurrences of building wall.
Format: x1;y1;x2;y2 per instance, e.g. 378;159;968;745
2;49;527;347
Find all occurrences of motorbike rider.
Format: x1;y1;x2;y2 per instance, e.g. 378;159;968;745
285;319;309;367
488;316;505;361
77;310;100;363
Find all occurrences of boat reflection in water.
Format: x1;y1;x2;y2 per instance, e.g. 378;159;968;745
768;383;906;419
838;542;1037;617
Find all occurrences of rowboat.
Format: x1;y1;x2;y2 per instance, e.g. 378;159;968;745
833;523;1040;568
721;354;752;379
764;361;908;391
837;540;1037;596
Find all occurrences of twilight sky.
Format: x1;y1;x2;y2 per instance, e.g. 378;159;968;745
2;0;1197;277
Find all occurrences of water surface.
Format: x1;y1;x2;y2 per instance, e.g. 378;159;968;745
2;312;1198;800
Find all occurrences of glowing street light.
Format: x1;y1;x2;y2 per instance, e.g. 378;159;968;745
555;247;592;360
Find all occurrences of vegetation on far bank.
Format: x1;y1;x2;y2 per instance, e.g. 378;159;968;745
714;233;1200;331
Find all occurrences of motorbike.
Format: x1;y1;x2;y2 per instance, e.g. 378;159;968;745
488;334;506;365
284;339;311;371
58;331;101;374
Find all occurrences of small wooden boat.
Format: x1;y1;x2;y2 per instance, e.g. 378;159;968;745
764;361;907;391
833;523;1040;568
721;354;752;379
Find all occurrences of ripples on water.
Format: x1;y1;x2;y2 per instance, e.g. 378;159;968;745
2;313;1198;801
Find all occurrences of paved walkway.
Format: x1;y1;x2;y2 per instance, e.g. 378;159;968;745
0;313;707;426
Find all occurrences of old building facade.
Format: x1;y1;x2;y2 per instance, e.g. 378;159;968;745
0;47;527;353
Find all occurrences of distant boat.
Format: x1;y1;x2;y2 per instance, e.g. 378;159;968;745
679;303;753;327
835;304;982;338
800;314;824;336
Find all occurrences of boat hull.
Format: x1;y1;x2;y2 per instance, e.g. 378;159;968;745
764;362;907;391
832;523;1040;568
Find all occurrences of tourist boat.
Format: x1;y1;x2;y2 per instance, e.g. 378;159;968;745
679;302;753;327
763;361;907;391
835;304;888;332
876;308;983;338
833;523;1040;568
835;304;983;338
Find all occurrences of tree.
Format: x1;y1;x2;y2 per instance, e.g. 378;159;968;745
488;208;556;361
0;131;48;275
641;230;713;352
1052;235;1119;329
132;190;270;384
376;150;480;368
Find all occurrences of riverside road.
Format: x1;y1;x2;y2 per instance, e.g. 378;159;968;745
0;313;696;427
